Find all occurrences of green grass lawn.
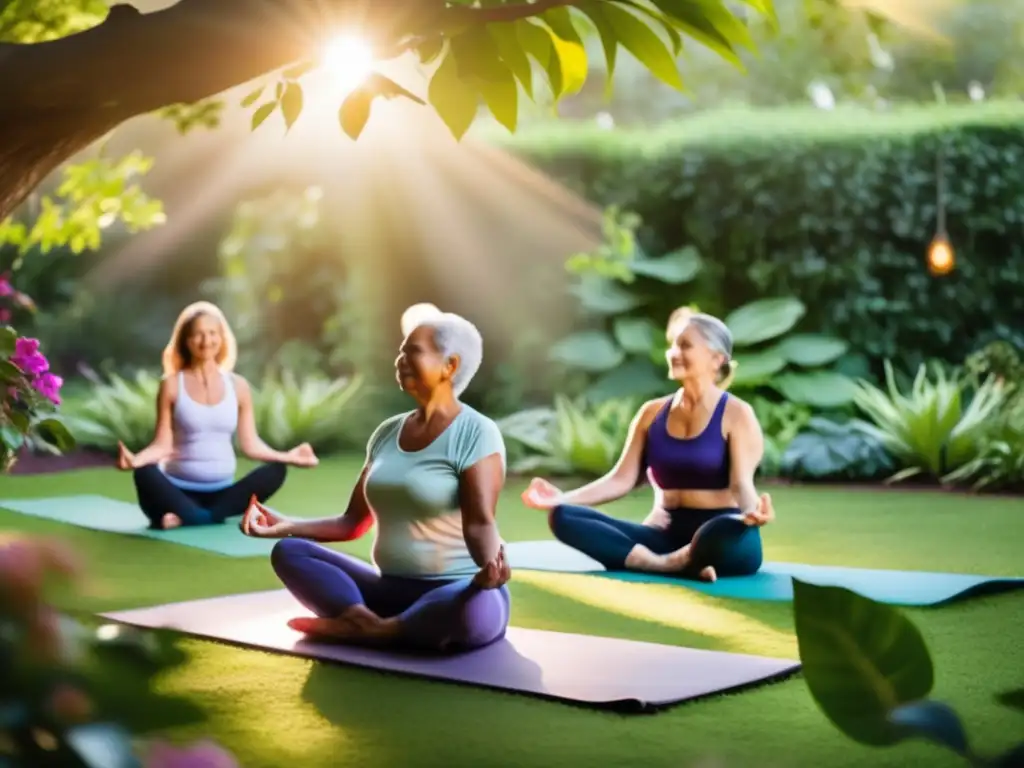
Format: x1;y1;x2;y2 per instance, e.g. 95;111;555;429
2;456;1022;767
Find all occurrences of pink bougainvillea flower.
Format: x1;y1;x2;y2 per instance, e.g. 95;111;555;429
11;337;48;376
0;275;12;297
144;740;239;768
0;308;10;323
33;371;63;405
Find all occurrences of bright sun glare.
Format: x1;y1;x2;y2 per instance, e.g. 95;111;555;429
321;35;375;96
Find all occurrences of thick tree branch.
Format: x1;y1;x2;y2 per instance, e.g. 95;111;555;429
0;0;572;221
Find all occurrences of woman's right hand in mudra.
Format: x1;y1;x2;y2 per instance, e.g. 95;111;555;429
241;496;292;538
116;442;136;471
520;478;565;510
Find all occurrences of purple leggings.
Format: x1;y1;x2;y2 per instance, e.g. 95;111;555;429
271;538;511;653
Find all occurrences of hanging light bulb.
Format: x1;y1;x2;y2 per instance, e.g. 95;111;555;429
927;234;955;276
928;141;955;277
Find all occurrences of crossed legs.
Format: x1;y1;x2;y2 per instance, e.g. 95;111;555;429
271;537;511;653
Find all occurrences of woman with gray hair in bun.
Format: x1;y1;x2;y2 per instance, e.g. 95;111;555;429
240;304;511;651
522;307;775;582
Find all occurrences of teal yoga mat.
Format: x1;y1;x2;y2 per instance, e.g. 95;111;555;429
505;540;1024;607
0;495;275;557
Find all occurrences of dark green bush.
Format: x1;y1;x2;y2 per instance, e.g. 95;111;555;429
490;103;1024;375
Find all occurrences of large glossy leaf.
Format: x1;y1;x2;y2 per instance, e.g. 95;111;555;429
772;370;859;408
586;358;668;402
630;245;703;284
793;579;934;746
549;330;625;372
775;334;849;367
731;347;788;386
568;274;645;314
613;316;661;353
488;23;534;97
725;297;806;347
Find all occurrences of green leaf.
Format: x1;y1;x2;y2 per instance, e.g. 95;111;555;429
280;82;304;131
517;20;560;94
0;359;21;382
428;50;479;140
364;74;425;104
587;3;682;90
549;330;625;372
793;579;934;746
772;371;859;408
34;418;76;452
619;0;683;54
887;700;971;756
451;26;512;83
725;297;807;346
476;66;519;132
578;4;618;95
586;358;668;401
488;23;534;98
418;36;445;64
0;325;15;356
339;91;372;139
776;334;849;367
630;246;703;283
568;275;645;314
731;347;788;385
649;0;749;66
613;316;661;354
251;101;277;130
240;84;265;107
0;424;25;452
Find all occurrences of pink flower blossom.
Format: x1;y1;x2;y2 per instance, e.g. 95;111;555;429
0;308;10;323
0;275;12;297
144;740;239;768
11;337;48;376
32;371;63;405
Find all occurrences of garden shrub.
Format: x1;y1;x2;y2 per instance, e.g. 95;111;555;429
494;103;1024;376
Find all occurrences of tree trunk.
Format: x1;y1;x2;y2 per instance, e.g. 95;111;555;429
0;0;397;220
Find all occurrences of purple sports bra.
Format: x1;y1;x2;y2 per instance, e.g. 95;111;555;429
642;394;731;491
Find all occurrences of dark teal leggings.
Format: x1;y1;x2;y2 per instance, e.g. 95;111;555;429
549;504;763;577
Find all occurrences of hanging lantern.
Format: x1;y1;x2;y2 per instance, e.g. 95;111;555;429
927;234;955;276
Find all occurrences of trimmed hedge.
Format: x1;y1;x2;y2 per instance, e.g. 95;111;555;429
486;103;1024;373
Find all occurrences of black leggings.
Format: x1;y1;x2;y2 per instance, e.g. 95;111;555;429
132;463;287;529
549;504;764;577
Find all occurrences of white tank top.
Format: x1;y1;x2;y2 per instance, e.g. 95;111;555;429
163;371;238;488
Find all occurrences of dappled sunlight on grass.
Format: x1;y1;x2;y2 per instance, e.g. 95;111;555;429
154;642;359;766
513;570;798;659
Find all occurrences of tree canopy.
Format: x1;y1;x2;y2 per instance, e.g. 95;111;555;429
0;0;782;221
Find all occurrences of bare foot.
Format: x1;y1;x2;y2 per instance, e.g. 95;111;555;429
288;605;400;644
698;565;717;583
161;513;182;530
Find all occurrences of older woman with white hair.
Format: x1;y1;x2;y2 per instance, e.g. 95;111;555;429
522;307;775;582
241;304;511;652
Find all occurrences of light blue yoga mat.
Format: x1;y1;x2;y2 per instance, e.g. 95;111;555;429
0;495;275;557
505;540;1024;607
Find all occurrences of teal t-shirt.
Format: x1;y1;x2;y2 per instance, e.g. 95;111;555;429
363;404;507;579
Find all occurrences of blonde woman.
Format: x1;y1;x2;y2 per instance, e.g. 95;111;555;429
522;308;774;582
117;301;318;530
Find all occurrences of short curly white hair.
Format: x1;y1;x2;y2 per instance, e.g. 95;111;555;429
402;304;483;397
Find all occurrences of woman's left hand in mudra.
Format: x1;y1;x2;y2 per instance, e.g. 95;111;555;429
742;493;775;527
472;547;511;590
285;442;319;467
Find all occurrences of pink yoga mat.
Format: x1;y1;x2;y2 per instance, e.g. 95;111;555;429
101;590;800;712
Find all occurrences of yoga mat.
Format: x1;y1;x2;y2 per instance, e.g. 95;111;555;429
0;495;275;557
101;590;800;712
504;540;1024;607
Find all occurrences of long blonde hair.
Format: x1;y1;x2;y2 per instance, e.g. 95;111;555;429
665;306;737;390
161;301;238;378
